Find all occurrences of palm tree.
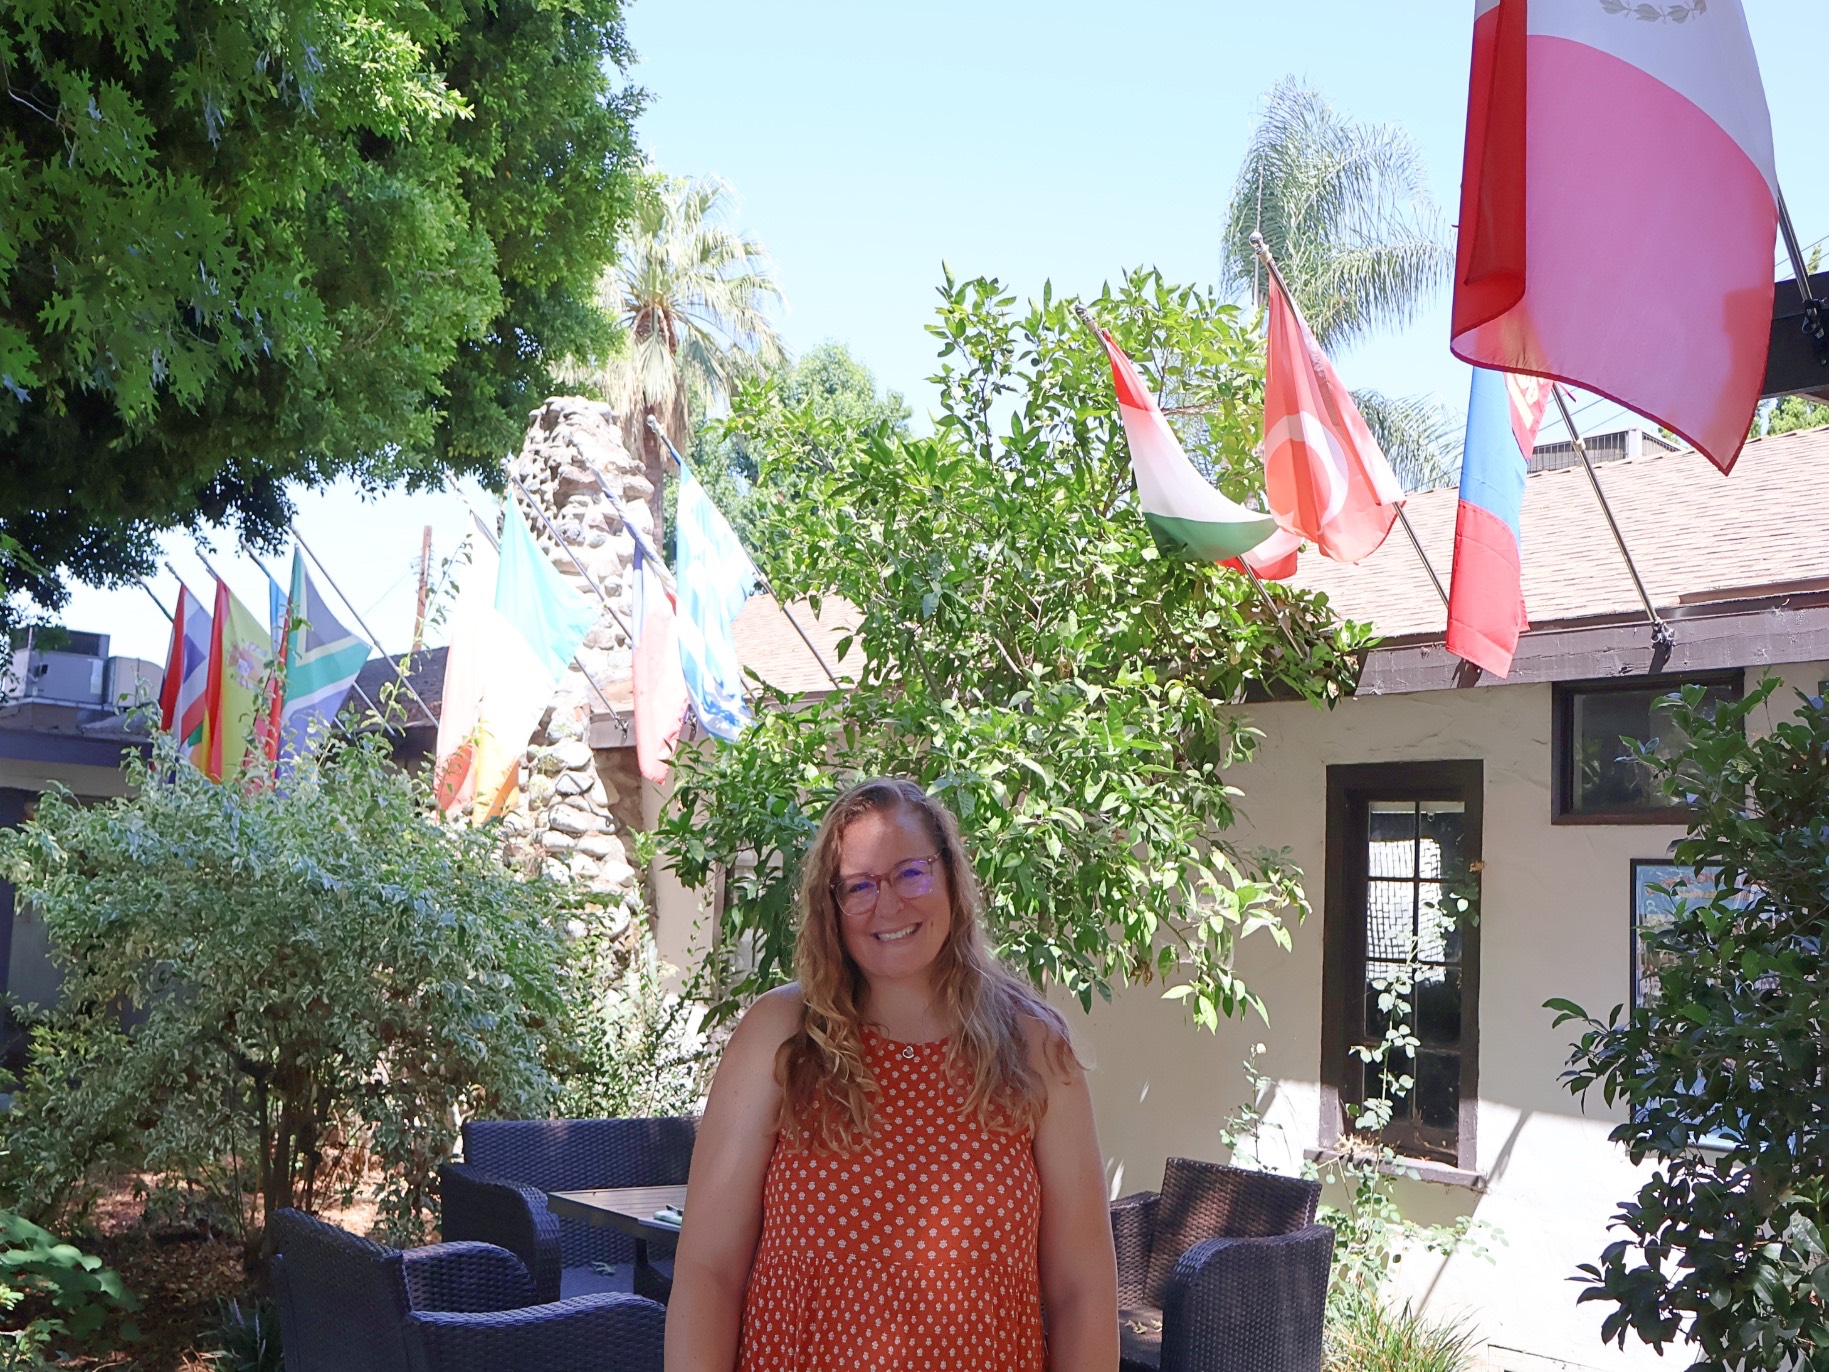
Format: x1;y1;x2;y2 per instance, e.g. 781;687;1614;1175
589;172;786;527
1221;80;1460;489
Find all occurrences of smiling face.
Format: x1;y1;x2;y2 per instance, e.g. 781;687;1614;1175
834;804;954;995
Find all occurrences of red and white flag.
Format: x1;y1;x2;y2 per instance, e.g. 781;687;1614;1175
1451;0;1777;474
1262;271;1405;565
632;540;689;784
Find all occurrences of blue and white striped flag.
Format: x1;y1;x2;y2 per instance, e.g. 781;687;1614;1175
674;457;758;741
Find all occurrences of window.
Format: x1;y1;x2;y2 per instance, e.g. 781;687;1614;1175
1552;673;1740;823
1322;762;1482;1174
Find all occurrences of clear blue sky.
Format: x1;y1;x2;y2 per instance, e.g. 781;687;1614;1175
56;0;1829;666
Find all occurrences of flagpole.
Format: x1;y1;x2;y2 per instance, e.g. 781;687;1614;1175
1549;386;1674;648
443;485;621;721
1777;187;1827;358
1247;232;1450;607
137;581;174;623
240;544;385;724
287;526;442;726
643;415;845;692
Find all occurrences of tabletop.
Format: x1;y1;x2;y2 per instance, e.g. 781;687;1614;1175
546;1183;689;1241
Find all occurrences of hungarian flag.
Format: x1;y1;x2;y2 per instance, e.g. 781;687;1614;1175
1263;271;1405;563
1447;368;1549;678
1450;0;1777;474
197;577;274;781
1092;327;1278;561
158;584;212;746
631;540;689;784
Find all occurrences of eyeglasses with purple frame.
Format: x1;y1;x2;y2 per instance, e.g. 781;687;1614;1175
831;854;941;918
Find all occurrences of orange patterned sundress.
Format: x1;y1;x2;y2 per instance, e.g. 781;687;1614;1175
736;1027;1046;1372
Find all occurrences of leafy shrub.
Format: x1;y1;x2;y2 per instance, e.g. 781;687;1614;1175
0;730;578;1247
556;916;710;1120
1551;681;1829;1369
0;1209;138;1368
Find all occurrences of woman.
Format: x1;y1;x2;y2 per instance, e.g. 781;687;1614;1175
666;777;1118;1371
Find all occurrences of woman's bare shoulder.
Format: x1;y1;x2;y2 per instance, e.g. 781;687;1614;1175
725;982;806;1057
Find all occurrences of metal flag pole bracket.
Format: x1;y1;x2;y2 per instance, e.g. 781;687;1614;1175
643;415;845;692
1777;188;1828;368
1550;386;1673;650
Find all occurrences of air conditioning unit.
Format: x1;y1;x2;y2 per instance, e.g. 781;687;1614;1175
5;629;112;708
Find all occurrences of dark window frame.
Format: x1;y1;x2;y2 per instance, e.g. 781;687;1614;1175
1321;760;1483;1175
1550;671;1742;826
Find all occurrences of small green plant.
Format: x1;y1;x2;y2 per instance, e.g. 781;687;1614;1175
0;1209;138;1368
557;918;711;1120
1324;1293;1478;1372
207;1296;283;1372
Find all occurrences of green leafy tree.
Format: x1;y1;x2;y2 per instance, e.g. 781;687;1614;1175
576;171;785;530
1549;681;1829;1370
0;730;578;1249
670;341;911;562
0;0;644;621
1220;79;1458;488
1759;395;1829;437
652;267;1373;1028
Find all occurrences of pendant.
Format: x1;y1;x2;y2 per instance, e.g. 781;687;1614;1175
900;1045;916;1060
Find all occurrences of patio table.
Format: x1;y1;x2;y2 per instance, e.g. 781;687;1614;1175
546;1183;688;1304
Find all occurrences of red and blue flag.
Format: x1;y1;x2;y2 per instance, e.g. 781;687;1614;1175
1446;368;1546;678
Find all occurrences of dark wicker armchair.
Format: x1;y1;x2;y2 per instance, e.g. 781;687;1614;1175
1110;1158;1335;1372
268;1208;665;1372
438;1115;698;1304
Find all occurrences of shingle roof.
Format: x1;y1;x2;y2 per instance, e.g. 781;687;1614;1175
1286;423;1829;641
734;593;860;696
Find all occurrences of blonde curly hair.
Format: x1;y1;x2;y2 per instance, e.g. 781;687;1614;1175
775;777;1078;1153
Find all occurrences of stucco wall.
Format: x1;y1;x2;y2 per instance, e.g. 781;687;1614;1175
1069;661;1827;1371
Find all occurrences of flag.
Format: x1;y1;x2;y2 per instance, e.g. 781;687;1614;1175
158;585;212;745
1092;327;1279;561
197;577;274;782
1263;270;1406;563
1450;0;1777;474
674;457;757;742
274;550;370;760
1447;367;1549;678
433;523;496;815
465;497;598;819
632;540;690;784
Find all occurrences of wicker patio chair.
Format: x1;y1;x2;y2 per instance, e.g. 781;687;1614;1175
268;1208;665;1372
438;1115;698;1303
1110;1157;1335;1372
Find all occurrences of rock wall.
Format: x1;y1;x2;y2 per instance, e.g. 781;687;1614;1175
498;397;653;922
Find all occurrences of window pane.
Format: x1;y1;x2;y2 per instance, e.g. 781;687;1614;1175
1416;1052;1460;1130
1361;1055;1413;1121
1571;685;1735;813
1414;969;1462;1046
1367;801;1417;876
1363;960;1412;1041
1366;882;1418;958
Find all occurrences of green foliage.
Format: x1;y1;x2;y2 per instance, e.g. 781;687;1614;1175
653;266;1372;1028
0;0;644;620
1550;681;1829;1369
556;923;710;1121
0;1209;139;1367
206;1297;283;1372
1220;78;1450;353
669;341;911;563
1324;1294;1477;1372
0;729;575;1247
1759;395;1829;438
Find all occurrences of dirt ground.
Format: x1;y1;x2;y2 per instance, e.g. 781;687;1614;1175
44;1178;386;1372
